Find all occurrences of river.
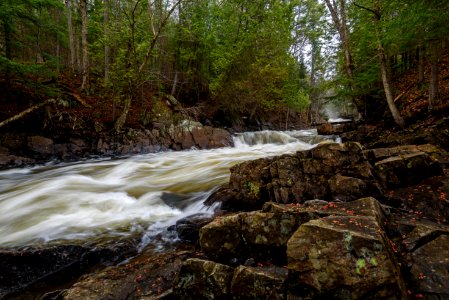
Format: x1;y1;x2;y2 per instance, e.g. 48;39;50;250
0;129;335;249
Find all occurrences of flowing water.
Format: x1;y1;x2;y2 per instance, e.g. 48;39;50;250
0;129;334;249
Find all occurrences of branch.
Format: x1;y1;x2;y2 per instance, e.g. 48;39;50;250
353;2;380;19
138;0;182;74
70;92;92;108
0;99;56;128
394;80;418;102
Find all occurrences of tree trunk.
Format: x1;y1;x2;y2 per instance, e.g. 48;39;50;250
339;0;353;80
418;46;424;84
80;0;89;91
378;43;405;127
429;39;439;109
114;96;131;132
104;0;110;82
65;0;76;73
3;22;12;82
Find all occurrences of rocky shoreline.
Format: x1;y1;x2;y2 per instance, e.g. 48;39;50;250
0;122;233;170
1;139;449;299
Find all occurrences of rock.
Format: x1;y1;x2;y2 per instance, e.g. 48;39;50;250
328;174;367;201
316;123;334;135
286;214;405;299
207;142;382;211
0;241;136;298
175;214;214;244
27;136;54;156
408;235;449;298
374;152;443;189
191;126;233;149
173;258;234;299
317;122;355;135
231;265;288;299
241;211;299;249
387;174;449;223
400;221;449;252
199;214;244;261
63;248;195;300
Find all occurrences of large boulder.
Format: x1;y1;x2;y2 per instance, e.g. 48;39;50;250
207;142;444;212
63;248;195;300
207;142;383;211
374;152;442;189
27;135;54;156
200;197;387;265
199;214;244;261
173;258;234;299
286;215;406;299
0;241;136;298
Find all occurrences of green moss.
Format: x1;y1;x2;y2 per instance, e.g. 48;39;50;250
244;181;260;197
369;257;378;266
356;258;366;275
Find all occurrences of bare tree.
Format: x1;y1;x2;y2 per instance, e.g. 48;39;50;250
80;0;89;91
114;0;182;132
65;0;76;73
104;0;111;82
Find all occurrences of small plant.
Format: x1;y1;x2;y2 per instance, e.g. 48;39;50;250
244;181;260;198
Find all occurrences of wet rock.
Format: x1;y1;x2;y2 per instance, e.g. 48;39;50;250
408;235;449;298
173;258;234;299
328;174;367;201
386;174;449;223
199;214;244;261
241;211;299;249
400;221;449;252
27;136;54;156
207;142;382;211
203;185;239;211
0;241;136;298
191;126;233;149
231;265;288;299
175;213;214;244
286;215;405;299
63;248;196;300
374;152;443;189
317;122;354;135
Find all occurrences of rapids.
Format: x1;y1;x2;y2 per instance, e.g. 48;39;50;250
0;129;335;248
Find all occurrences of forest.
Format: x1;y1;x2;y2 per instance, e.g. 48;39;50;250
2;0;449;132
3;1;449;299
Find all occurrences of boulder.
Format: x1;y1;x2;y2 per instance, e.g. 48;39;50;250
207;142;382;211
408;235;449;298
199;214;244;261
175;213;214;244
191;126;233;149
374;152;443;189
63;248;195;300
173;258;234;299
0;241;136;298
27;136;54;156
286;215;406;299
317;122;354;135
231;265;288;299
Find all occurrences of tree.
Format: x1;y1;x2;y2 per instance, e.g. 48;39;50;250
65;0;76;73
113;0;182;132
104;0;111;82
324;0;354;82
354;1;405;127
80;0;89;91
